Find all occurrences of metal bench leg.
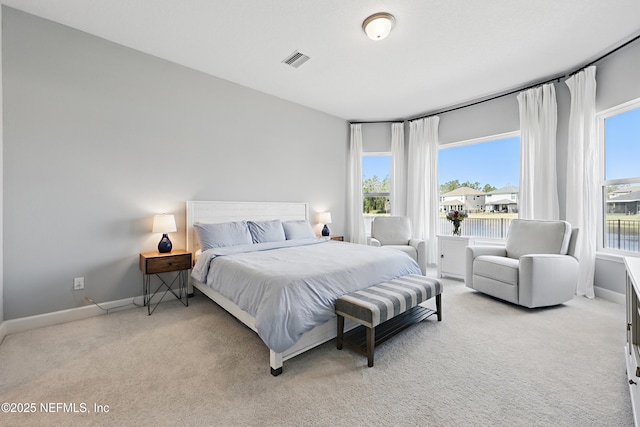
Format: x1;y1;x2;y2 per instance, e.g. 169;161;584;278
336;315;344;350
367;326;375;367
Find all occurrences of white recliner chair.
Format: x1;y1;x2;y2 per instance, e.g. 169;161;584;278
465;219;579;308
369;216;427;275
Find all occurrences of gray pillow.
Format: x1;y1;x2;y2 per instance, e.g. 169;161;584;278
194;221;253;250
247;220;286;243
283;220;315;240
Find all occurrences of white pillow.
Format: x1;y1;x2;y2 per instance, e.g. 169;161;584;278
247;220;286;243
194;221;253;251
282;220;315;240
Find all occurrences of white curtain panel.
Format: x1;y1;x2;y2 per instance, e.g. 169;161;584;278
391;122;406;216
348;124;367;244
517;83;560;220
407;117;440;265
566;66;597;298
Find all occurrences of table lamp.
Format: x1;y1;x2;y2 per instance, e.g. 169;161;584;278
153;214;177;253
316;212;332;237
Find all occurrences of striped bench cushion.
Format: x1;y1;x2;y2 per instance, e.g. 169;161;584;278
335;275;442;328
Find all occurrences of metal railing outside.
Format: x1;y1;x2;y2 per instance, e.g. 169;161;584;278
604;219;640;253
432;217;640;253
439;217;513;239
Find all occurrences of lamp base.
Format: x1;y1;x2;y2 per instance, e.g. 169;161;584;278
322;224;330;237
158;234;173;253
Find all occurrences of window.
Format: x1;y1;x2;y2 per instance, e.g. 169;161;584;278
362;154;391;234
362;154;391;214
599;101;640;253
438;134;520;238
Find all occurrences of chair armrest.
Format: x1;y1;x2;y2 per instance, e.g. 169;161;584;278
408;238;423;249
465;246;507;288
519;254;579;308
369;238;381;247
409;239;427;275
466;245;507;259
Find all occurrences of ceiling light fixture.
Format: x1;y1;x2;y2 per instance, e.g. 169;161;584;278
362;12;395;41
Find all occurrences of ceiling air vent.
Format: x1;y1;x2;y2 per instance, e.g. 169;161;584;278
282;50;310;68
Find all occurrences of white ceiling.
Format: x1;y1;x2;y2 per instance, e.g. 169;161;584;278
3;0;640;122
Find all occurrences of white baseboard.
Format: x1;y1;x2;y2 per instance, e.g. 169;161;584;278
1;291;183;338
594;285;625;305
0;321;7;345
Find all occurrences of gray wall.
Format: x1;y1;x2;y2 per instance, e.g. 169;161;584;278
2;8;348;320
362;123;393;153
438;94;520;145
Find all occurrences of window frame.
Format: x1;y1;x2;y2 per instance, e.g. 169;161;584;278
597;97;640;255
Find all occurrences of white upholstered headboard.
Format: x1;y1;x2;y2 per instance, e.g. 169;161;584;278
185;200;309;254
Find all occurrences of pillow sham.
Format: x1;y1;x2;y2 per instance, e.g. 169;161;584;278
282;220;316;240
247;219;286;244
194;221;253;251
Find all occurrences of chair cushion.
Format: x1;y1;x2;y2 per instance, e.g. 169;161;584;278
473;255;519;285
505;219;572;259
371;216;412;245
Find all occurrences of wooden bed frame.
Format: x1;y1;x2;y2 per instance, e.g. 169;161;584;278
185;200;356;376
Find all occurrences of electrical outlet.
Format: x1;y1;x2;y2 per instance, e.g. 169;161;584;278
73;277;84;290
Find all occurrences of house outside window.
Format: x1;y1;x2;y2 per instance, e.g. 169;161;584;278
438;134;520;239
598;100;640;253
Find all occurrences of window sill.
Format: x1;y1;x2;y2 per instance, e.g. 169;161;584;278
596;251;638;263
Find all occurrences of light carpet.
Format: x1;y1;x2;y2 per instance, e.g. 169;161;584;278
0;276;633;426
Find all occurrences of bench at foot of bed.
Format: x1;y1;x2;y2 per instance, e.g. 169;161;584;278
335;274;442;367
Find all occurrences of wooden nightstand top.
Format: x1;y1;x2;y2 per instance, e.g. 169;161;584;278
140;249;191;258
330;235;344;241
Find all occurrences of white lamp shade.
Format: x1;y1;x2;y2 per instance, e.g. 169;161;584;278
363;13;395;41
316;212;332;224
152;214;177;233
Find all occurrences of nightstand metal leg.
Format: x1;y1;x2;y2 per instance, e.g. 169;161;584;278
144;271;189;315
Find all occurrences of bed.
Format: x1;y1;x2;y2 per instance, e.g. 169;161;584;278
186;201;421;375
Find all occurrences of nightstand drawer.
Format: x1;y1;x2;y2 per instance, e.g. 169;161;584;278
140;253;191;274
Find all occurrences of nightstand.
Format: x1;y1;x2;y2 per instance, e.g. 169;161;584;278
139;250;192;315
330;236;344;241
437;235;473;280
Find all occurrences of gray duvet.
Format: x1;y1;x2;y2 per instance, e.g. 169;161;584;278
191;238;421;352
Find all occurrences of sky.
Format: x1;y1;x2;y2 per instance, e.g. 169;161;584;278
438;136;520;189
606;107;640;181
363;106;639;189
362;136;520;190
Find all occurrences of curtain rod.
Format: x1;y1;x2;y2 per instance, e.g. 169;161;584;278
349;120;404;125
394;31;640;123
